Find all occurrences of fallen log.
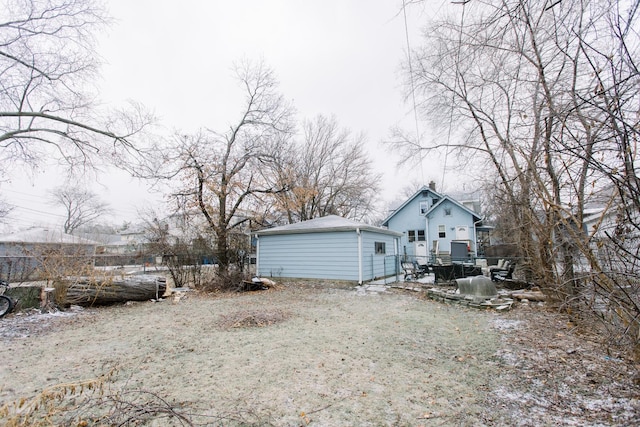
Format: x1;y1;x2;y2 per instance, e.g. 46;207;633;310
500;278;534;290
57;275;167;306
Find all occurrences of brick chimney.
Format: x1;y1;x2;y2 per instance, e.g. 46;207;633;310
428;180;436;191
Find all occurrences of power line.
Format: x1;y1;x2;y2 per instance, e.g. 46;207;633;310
2;186;153;222
442;0;468;191
402;0;425;184
11;204;66;218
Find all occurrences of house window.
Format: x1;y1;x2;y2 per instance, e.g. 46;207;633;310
375;242;386;254
419;201;429;215
432;198;440;206
438;225;446;238
444;206;452;216
407;230;425;242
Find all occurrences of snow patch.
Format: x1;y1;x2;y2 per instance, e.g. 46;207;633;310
492;318;523;330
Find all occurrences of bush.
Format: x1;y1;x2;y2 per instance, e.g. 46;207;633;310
199;267;246;292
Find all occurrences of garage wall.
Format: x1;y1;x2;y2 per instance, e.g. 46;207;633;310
257;231;360;281
360;230;398;280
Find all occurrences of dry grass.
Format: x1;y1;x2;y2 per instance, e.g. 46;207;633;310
1;282;639;426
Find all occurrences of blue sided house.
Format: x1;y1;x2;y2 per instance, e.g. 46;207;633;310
381;183;486;263
254;215;402;284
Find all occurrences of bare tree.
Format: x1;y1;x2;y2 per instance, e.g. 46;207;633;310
49;185;111;234
0;0;152;174
159;60;294;276
392;0;640;356
269;115;381;224
391;0;630;278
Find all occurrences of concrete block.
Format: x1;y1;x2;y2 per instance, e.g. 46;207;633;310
456;276;497;298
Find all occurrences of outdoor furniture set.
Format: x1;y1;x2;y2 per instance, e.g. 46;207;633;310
401;258;515;284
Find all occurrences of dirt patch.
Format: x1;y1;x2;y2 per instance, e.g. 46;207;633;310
217;308;292;329
0;282;638;426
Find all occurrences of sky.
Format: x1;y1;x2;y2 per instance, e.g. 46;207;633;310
2;0;453;232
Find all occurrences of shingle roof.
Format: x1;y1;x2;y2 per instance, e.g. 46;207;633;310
0;227;98;245
254;215;402;237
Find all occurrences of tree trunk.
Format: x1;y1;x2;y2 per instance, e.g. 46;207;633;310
58;275;167;306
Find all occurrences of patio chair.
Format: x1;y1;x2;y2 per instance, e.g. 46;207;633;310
415;258;430;275
490;261;515;282
401;261;423;281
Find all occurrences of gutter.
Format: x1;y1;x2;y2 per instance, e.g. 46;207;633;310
254;225;402;237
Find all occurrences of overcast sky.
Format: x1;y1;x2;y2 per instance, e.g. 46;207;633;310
3;0;451;232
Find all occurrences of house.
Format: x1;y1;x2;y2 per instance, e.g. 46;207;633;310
381;182;486;263
253;215;402;284
0;227;97;281
581;203;634;270
74;232;134;255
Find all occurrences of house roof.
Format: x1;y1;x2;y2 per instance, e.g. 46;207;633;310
254;215;402;237
74;232;131;246
381;185;482;226
382;185;441;226
0;227;98;245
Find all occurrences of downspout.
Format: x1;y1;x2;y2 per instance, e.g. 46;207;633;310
356;228;363;285
473;217;484;258
255;234;260;276
425;214;430;262
394;236;399;282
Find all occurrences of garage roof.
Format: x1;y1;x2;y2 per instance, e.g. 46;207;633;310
254;215;402;237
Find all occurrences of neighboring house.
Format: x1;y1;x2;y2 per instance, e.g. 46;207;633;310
254;215;402;284
75;232;136;255
0;227;97;281
583;206;619;240
381;183;485;262
581;204;635;270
